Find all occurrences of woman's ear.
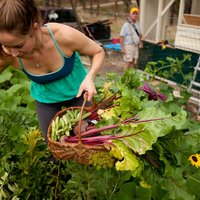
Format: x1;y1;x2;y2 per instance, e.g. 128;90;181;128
2;45;12;56
33;23;39;31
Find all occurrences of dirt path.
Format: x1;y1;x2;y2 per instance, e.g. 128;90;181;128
81;49;124;76
101;50;124;75
79;8;130;76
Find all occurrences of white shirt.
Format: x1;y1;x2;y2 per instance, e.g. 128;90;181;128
120;21;141;45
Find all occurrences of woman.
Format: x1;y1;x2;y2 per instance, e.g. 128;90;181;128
0;0;105;141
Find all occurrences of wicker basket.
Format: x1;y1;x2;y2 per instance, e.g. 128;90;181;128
47;94;108;165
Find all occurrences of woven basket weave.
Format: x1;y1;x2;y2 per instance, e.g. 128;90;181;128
47;95;108;165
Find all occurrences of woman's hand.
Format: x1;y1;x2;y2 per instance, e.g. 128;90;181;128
76;74;97;102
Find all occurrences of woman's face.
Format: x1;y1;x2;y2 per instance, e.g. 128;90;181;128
0;32;35;58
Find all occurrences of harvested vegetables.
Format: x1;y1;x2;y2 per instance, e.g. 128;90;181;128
49;69;187;172
51;109;91;141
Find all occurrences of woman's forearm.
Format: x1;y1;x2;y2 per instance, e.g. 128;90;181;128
87;47;105;80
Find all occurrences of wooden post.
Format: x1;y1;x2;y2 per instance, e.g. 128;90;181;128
156;0;163;42
178;0;185;25
96;0;100;16
139;0;146;34
90;0;93;15
69;0;85;34
114;0;119;19
82;0;86;10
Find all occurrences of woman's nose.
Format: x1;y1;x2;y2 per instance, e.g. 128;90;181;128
10;48;19;57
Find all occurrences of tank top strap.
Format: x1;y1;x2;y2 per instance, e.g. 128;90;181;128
18;58;23;68
45;24;66;57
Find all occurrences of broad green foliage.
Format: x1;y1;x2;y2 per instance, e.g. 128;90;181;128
0;67;199;199
113;140;140;172
95;68;200;199
0;66;35;110
95;69;188;173
145;54;192;86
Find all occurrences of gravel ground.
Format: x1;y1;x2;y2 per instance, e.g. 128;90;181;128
81;49;124;76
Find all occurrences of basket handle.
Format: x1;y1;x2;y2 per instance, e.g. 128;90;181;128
77;92;88;144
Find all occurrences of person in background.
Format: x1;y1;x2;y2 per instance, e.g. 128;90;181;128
119;7;142;70
0;0;105;142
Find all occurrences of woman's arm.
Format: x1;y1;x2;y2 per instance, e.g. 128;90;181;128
53;23;105;101
77;46;105;101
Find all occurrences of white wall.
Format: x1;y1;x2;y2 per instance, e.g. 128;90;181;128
140;0;173;42
191;0;200;15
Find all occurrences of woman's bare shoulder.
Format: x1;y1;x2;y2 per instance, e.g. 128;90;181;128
46;23;75;37
45;23;85;52
47;23;85;43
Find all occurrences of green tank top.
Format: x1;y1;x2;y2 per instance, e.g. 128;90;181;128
30;26;87;103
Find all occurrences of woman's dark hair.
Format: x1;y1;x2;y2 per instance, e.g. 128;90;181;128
0;0;41;57
0;0;41;35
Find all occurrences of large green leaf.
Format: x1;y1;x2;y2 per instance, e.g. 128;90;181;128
162;168;196;200
0;68;12;83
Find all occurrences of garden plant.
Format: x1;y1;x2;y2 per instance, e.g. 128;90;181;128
0;66;199;200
